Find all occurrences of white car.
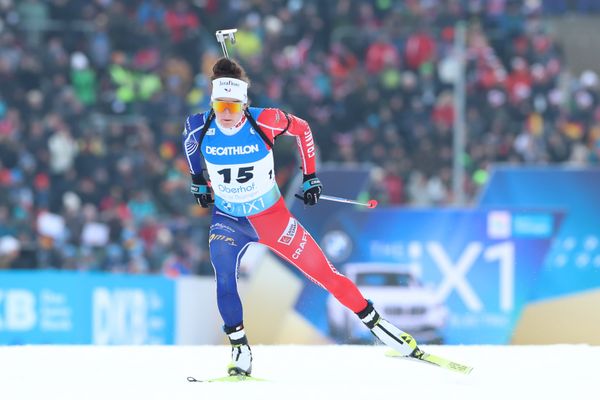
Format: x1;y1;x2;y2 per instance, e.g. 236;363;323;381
327;263;447;344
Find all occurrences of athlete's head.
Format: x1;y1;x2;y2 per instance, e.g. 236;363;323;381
210;58;249;128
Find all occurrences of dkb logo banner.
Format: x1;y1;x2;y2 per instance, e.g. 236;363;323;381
0;271;175;344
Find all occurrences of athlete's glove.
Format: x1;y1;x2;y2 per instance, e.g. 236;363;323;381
190;174;214;208
302;173;322;206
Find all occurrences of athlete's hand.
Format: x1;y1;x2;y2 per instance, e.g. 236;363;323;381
302;173;322;206
191;183;214;208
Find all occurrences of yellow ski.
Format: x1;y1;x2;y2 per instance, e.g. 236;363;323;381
386;349;474;375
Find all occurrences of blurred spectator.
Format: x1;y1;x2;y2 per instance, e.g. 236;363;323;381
17;0;49;47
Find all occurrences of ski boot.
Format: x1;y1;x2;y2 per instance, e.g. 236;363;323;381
357;301;421;357
224;324;252;376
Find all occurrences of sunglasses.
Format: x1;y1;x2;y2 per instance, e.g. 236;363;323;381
212;101;244;113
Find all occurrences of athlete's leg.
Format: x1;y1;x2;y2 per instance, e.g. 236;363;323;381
248;199;367;312
209;210;258;375
209;210;258;328
249;198;420;356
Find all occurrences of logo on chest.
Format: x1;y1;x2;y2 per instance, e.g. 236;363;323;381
205;144;260;156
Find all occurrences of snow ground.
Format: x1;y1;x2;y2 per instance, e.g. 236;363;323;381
0;344;598;400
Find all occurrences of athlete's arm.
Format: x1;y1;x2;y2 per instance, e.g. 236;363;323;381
182;114;206;176
256;108;316;175
182;113;214;207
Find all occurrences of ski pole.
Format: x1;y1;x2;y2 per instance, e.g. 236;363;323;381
294;194;378;208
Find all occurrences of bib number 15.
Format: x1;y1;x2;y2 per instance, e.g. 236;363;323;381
217;166;274;183
217;167;253;183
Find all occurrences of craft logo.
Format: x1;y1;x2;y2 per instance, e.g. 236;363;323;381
277;217;298;245
292;231;308;260
292;231;309;259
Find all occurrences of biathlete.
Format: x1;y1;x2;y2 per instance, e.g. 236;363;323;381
182;57;420;376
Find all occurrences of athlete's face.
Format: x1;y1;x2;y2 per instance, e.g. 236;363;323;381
213;98;246;128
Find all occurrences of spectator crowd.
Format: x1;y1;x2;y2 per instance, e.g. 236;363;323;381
1;0;599;273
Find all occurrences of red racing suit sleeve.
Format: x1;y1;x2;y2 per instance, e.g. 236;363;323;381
255;108;317;175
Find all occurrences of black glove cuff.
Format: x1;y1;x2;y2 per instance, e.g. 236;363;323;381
303;173;316;182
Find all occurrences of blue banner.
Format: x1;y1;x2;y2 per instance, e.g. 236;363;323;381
292;208;562;345
479;167;600;300
0;271;175;345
